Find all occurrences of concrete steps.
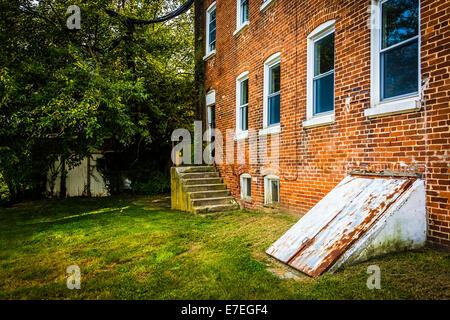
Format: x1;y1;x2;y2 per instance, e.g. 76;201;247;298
184;184;227;192
171;166;239;213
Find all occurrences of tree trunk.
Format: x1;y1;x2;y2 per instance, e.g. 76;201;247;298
194;0;206;126
60;156;67;198
86;156;92;197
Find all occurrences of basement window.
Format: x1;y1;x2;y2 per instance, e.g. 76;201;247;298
366;0;421;118
204;2;217;60
240;173;252;200
264;175;279;205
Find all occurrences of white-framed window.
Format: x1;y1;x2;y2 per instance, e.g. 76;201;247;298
366;0;421;118
206;90;216;145
304;20;335;129
238;0;249;25
204;2;217;60
261;53;281;135
234;0;250;36
264;175;279;205
240;173;252;200
236;72;249;139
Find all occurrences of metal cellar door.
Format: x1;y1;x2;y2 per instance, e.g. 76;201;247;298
266;176;415;277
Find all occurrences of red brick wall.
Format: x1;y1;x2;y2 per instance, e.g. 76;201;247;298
201;0;450;248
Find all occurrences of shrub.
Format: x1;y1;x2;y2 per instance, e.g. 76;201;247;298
130;171;170;195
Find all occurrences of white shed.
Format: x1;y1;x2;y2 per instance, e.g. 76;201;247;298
46;154;109;197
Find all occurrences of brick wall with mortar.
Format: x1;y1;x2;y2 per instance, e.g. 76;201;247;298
200;0;450;248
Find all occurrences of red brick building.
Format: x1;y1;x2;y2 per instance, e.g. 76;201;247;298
196;0;450;248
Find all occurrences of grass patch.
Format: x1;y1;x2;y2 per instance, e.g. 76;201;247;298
0;195;448;300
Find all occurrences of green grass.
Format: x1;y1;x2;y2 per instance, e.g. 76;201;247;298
0;195;449;300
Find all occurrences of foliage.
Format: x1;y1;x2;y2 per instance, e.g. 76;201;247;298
0;195;448;299
0;173;9;204
130;171;170;195
0;0;195;202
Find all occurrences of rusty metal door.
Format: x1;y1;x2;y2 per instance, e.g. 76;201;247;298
266;176;414;277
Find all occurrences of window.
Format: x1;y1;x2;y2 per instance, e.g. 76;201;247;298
381;0;419;100
264;175;279;205
262;53;281;132
236;72;249;138
304;20;335;129
268;64;281;126
234;0;250;35
240;174;252;200
313;32;335;115
239;0;249;25
366;0;421;118
204;2;217;59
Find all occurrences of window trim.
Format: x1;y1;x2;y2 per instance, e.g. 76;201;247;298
240;173;252;200
304;20;335;129
262;52;281;132
264;174;280;205
204;2;217;60
260;0;277;12
236;71;249;140
366;0;421;118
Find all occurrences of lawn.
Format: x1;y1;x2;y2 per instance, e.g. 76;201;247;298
0;195;449;300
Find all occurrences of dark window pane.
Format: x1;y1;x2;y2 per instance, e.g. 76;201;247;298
240;106;248;131
271;180;279;203
242;0;249;23
241;79;248;105
382;40;418;99
246;178;251;197
314;33;335;76
268;93;280;125
382;0;418;49
269;64;280;94
313;72;334;114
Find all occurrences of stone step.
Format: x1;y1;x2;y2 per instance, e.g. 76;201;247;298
194;203;240;214
181;166;217;173
191;196;236;207
181;172;219;179
188;190;231;199
184;184;227;192
183;177;223;185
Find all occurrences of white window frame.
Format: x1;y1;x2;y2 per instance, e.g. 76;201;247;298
205;90;216;144
365;0;421;118
234;0;250;36
260;0;277;12
264;174;280;205
240;173;252;200
303;20;335;129
260;52;281;136
204;2;217;61
235;71;249;140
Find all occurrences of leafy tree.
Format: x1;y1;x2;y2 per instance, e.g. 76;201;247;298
0;0;195;202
